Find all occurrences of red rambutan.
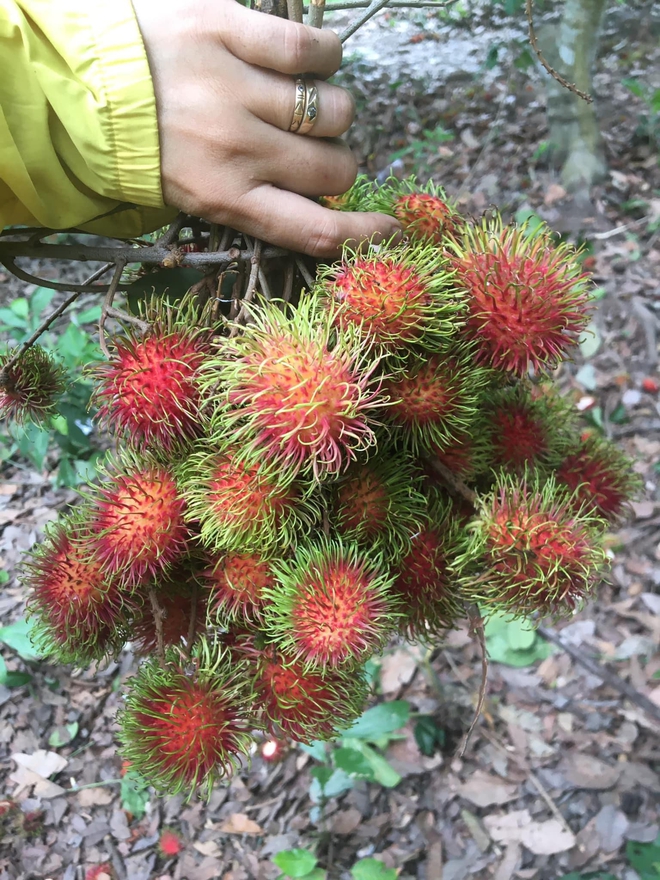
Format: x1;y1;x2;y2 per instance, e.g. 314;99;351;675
118;643;254;798
448;220;592;376
393;191;461;244
555;435;641;521
428;428;492;484
484;385;556;472
178;446;317;553
85;864;114;880
204;297;383;481
319;241;463;354
255;653;368;742
205;550;275;623
23;512;127;664
158;828;185;857
89;459;188;586
264;539;398;670
456;472;608;617
0;345;66;425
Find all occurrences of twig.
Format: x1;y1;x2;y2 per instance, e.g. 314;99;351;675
525;0;592;104
427;456;478;506
154;212;188;247
67;778;122;793
295;256;316;289
0;256;116;293
232;238;264;333
537;624;660;724
528;771;573;835
0;263;113;386
186;585;198;658
311;0;451;6
104;833;129;880
99;259;128;358
339;0;392;42
308;0;326;27
283;260;295;303
104;306;151;333
149;587;167;665
458;605;488;756
287;0;304;20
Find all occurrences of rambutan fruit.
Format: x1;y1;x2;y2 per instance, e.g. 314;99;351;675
333;450;427;557
448;220;592;376
0;345;66;425
255;652;368;742
118;642;254;798
318;240;463;354
555;435;641;522
88;457;188;586
23;511;127;664
263;538;398;670
158;828;185;857
203;297;383;481
455;471;608;618
205;550;276;623
369;178;462;245
85;864;114;880
427;427;492;484
178;445;317;553
320;175;374;211
383;349;490;453
90;300;212;452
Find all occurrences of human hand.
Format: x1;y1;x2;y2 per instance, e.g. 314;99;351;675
131;0;401;257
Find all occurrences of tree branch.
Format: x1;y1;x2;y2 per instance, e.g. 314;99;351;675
427;457;478;506
525;0;592;104
339;0;393;42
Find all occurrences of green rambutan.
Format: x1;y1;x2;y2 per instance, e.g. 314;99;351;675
23;512;127;664
263;538;398;670
448;220;592;376
555;435;641;522
369;178;462;245
317;240;463;354
205;550;276;623
383;349;490;453
88;459;188;586
0;346;66;425
456;471;608;617
332;451;427;557
118;643;254;798
255;653;368;743
203;297;383;481
91;303;211;451
178;446;317;553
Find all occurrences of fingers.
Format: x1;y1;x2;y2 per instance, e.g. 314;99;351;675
218;0;342;79
223;187;402;257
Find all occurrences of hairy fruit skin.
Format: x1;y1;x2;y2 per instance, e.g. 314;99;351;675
118;647;254;798
0;346;66;425
206;551;275;622
264;539;399;670
158;829;185;858
449;221;592;375
457;473;608;617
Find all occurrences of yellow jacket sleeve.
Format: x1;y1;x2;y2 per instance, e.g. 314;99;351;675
0;0;176;238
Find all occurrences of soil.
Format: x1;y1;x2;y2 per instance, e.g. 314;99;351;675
1;5;660;880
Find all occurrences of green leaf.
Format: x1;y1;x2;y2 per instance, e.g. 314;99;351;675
626;834;660;879
343;701;410;740
10;420;51;471
354;742;401;788
414;716;445;757
120;770;150;819
75;305;102;324
298;741;326;762
10;298;29;319
0;570;9;585
506;618;536;651
622;78;645;99
333;747;375;780
273;849;318;878
0;618;41;662
579;322;602;359
29;287;57;320
485;613;554;667
351;858;397;880
48;722;79;748
319;768;354;799
0;307;29;329
310;766;334;788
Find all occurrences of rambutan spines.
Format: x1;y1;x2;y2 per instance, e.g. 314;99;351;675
317;241;464;354
448;220;592;376
264;539;399;671
23;513;127;664
178;446;317;554
332;452;427;557
255;653;368;742
383;350;489;454
91;318;210;453
456;472;608;618
118;645;254;798
205;550;276;623
555;436;641;521
0;345;66;425
88;461;188;586
367;178;463;245
204;297;383;481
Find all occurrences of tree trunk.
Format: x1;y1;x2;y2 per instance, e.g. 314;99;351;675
539;0;608;192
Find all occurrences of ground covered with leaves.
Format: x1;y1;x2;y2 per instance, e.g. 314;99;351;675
1;4;660;879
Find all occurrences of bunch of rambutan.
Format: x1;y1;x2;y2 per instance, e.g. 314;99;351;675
14;176;640;800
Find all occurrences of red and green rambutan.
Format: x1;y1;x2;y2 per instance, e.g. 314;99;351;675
263;538;399;670
447;219;592;376
90;298;213;452
317;239;464;354
427;426;493;485
177;445;318;554
555;435;641;522
87;455;188;586
205;550;277;623
0;345;66;425
332;450;428;557
254;652;368;743
23;511;127;664
158;828;185;858
383;348;490;453
455;470;608;618
368;177;463;245
203;297;384;481
117;642;254;798
320;175;374;212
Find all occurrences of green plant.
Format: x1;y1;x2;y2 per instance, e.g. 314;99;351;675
272;848;397;880
623;79;660;150
485;612;555;667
